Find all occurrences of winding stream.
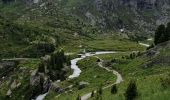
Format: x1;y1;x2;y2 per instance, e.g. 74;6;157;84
36;51;117;100
36;93;48;100
68;51;117;79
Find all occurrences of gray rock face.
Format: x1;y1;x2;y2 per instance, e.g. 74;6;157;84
72;0;170;35
30;70;40;86
0;61;16;78
91;0;170;12
142;40;170;68
120;0;167;9
2;0;170;36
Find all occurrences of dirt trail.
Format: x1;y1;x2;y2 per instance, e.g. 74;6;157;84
81;56;123;100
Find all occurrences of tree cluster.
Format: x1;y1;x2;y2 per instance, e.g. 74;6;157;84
47;49;68;81
154;22;170;45
122;51;142;59
38;49;70;81
47;49;66;71
36;42;55;56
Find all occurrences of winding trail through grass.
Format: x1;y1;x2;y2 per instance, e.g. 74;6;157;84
81;56;123;100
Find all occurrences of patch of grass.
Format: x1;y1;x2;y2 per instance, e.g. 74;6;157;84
17;59;40;69
62;34;145;54
83;35;145;52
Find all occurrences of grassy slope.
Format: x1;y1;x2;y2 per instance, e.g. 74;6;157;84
0;1;98;58
89;42;170;100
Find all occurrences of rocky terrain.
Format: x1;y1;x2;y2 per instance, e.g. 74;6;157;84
54;0;170;36
2;0;170;36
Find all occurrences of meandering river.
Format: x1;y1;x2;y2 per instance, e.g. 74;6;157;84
36;51;117;100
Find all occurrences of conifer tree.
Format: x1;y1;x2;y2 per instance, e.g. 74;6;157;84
76;94;81;100
125;80;138;100
154;25;166;45
38;61;45;73
111;84;117;94
165;22;170;41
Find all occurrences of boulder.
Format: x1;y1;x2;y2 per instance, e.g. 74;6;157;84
6;89;12;97
10;80;21;90
51;82;63;93
16;82;21;88
78;81;90;90
30;70;40;86
10;80;17;90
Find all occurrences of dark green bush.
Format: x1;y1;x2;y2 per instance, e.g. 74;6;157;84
111;84;117;94
125;80;138;100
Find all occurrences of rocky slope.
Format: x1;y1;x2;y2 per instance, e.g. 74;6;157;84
143;40;170;68
2;0;170;37
56;0;170;36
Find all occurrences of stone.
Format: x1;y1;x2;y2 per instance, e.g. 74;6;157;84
6;89;12;97
78;81;90;90
10;80;17;89
30;70;40;86
16;82;21;88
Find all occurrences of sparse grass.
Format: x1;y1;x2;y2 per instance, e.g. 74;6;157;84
17;59;40;69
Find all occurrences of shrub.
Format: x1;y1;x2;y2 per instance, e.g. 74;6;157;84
76;94;81;100
160;75;170;89
91;90;95;97
98;86;103;95
146;44;154;50
130;53;136;59
94;86;103;100
125;80;138;100
38;61;45;73
111;84;117;94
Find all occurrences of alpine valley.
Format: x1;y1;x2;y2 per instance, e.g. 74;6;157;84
0;0;170;100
